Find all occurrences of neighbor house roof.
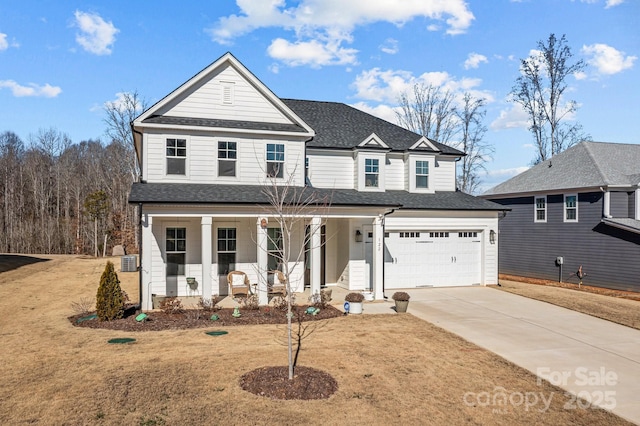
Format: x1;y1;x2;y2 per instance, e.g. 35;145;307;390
483;141;640;197
129;183;505;211
282;99;464;155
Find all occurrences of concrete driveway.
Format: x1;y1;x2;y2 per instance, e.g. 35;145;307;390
363;286;640;424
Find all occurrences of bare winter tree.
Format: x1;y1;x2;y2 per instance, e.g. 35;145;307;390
395;83;458;145
260;164;330;380
510;34;589;164
455;93;493;194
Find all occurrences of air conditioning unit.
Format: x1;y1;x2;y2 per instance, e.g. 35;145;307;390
121;255;138;272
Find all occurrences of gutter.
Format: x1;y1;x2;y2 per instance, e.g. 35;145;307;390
137;202;143;311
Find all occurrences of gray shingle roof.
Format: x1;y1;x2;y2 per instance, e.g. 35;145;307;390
602;218;640;234
484;141;640;196
282;99;464;155
129;183;505;211
142;115;307;133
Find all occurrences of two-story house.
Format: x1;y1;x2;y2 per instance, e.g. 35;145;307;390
129;52;505;310
483;141;640;292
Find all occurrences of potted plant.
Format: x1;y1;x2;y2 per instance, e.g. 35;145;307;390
345;292;365;314
392;291;410;313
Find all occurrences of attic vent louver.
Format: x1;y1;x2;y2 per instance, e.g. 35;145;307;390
221;82;234;105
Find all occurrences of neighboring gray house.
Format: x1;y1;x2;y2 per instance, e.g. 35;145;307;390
483;141;640;292
128;52;505;310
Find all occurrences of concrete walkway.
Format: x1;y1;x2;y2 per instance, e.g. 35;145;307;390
360;286;640;425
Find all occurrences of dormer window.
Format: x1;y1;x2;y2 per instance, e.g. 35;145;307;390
416;160;429;188
365;158;379;187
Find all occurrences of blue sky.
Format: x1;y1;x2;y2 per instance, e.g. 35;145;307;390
1;0;638;192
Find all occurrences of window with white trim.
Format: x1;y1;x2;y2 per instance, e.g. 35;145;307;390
217;228;236;275
416;160;429;189
564;194;578;222
166;138;186;175
218;141;237;177
535;196;547;222
166;228;186;275
365;158;379;187
266;143;285;178
267;228;283;271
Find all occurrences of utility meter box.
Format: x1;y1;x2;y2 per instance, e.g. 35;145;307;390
556;256;564;265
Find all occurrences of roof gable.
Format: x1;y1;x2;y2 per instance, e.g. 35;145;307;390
410;137;441;152
133;53;314;136
358;133;389;149
484;141;640;196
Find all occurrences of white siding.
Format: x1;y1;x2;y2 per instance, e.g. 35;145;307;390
145;132;305;186
432;158;457;191
308;153;354;189
386;156;405;190
162;65;291;124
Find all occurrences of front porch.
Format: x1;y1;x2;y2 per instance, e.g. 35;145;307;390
140;207;388;310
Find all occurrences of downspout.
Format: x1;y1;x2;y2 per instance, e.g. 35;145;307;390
381;207;397;299
600;187;611;218
138;202;143;311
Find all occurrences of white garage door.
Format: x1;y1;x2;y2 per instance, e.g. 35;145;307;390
384;231;482;289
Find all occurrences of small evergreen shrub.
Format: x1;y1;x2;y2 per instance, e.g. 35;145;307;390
96;261;125;321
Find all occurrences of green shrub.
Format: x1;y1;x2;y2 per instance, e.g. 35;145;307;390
96;261;125;321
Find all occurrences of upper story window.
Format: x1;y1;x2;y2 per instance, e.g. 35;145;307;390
535;196;547;222
365;158;379;187
416;160;429;188
218;141;237;177
166;138;186;175
266;143;285;178
564;194;578;222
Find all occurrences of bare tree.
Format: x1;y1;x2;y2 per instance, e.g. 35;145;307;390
395;83;458;145
260;165;330;380
510;34;589;164
454;93;493;194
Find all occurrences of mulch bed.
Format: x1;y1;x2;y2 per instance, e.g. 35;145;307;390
240;366;338;400
69;304;344;332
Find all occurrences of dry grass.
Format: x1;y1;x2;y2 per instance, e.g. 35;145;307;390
496;278;640;330
0;255;630;425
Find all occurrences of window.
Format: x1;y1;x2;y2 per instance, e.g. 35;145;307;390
266;144;285;178
267;228;283;271
535;196;547;222
217;228;236;275
166;138;186;175
166;228;186;275
429;232;449;238
565;194;578;222
416;160;429;188
458;232;478;238
365;158;379;187
218;141;237;177
399;232;420;238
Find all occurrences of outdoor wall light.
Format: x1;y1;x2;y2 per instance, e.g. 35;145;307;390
355;229;363;242
489;229;496;244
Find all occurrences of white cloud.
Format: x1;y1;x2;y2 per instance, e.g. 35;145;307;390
487;166;530;178
490;104;530;130
582;43;636;75
103;92;144;112
209;0;474;67
380;38;399;55
351;67;494;105
464;52;488;70
267;36;358;67
0;80;62;97
350;101;399;124
0;33;8;51
74;11;119;55
605;0;625;7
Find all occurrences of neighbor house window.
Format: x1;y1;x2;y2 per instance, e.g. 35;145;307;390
166;138;186;175
166;228;186;275
267;228;283;271
535;196;547;222
365;158;379;187
416;160;429;189
564;194;578;222
218;141;237;177
217;228;236;275
266;143;285;178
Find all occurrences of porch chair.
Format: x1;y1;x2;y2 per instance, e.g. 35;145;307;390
268;270;287;297
227;270;251;298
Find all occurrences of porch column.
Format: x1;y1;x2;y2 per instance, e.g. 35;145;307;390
256;217;269;305
201;216;213;302
372;215;384;300
309;216;322;298
141;213;153;310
